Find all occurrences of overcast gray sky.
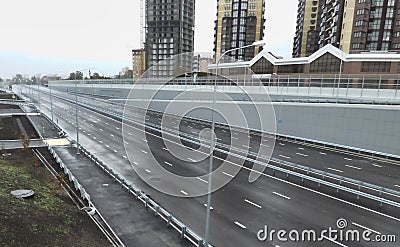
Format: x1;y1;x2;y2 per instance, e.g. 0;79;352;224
0;0;296;78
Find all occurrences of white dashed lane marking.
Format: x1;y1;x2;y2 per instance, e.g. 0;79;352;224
244;199;262;209
327;167;343;173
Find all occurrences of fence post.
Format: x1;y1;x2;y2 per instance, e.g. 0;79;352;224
346;75;350;97
395;76;399;100
361;75;365;98
320;74;323;96
332;74;336;96
287;75;290;94
297;74;300;96
308;74;311;95
377;74;382;99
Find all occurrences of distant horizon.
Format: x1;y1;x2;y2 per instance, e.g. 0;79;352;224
0;0;296;79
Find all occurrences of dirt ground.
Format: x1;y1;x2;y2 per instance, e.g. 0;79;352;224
0;116;39;140
0;102;111;246
0;94;20;100
0;149;112;247
0;104;20;109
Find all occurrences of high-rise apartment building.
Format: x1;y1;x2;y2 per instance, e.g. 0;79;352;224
293;0;400;57
293;0;321;57
214;0;265;62
145;0;195;77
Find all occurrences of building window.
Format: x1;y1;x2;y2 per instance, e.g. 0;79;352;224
310;53;342;73
384;20;393;29
367;31;379;41
393;31;400;38
277;64;305;74
355;20;365;27
392;43;400;49
352;43;363;49
369;20;381;29
386;8;394;18
366;42;378;50
361;62;390;72
251;57;274;74
358;0;366;3
356;9;365;15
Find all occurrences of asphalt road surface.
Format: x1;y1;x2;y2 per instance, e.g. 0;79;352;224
16;85;400;247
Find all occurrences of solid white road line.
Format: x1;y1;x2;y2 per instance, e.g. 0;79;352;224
327;167;343;173
272;192;291;200
352;222;381;235
141;150;147;154
234;221;246;229
188;158;196;162
180;190;188;196
197;177;208;184
345;165;362;170
203;204;213;210
164;161;173;167
279;154;291;159
296;153;308;157
244;199;262;209
222;171;235;178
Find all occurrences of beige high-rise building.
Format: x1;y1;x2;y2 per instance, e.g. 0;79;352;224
292;0;320;57
132;49;146;79
214;0;265;61
293;0;400;57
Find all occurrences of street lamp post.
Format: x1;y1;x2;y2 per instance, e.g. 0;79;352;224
203;40;266;247
74;68;94;155
336;49;344;102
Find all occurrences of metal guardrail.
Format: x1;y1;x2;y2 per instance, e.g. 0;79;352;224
46;145;125;247
49;74;400;102
31;85;400;206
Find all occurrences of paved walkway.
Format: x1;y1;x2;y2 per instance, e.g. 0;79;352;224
53;146;191;247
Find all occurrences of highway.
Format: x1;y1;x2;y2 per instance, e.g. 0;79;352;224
16;85;400;247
